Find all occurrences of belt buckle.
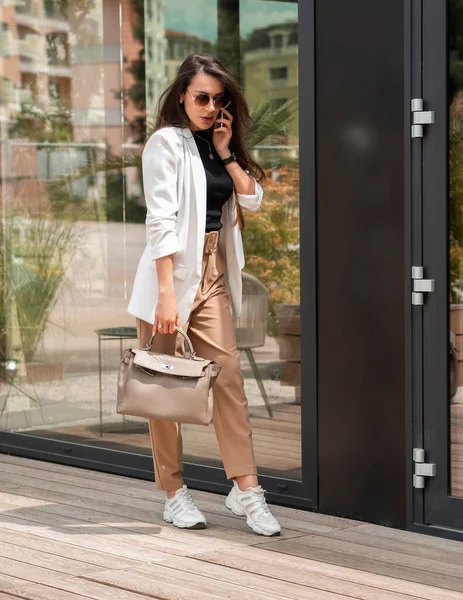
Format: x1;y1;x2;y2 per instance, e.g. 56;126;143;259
206;232;218;254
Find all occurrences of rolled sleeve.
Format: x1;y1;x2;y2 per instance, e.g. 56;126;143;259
143;131;180;261
236;179;263;212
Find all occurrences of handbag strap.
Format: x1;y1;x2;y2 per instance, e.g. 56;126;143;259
147;326;195;359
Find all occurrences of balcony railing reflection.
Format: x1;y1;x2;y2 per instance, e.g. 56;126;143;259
0;78;16;104
0;30;15;57
16;0;68;26
19;87;33;105
19;34;44;59
16;0;40;17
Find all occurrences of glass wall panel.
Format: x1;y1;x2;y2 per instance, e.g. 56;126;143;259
449;0;463;498
0;0;301;481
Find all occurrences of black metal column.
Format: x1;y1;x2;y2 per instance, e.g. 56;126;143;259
316;0;407;527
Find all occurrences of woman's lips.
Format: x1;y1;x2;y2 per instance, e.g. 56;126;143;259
200;116;213;121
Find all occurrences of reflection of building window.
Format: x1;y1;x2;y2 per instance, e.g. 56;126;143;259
288;30;298;45
148;77;154;100
270;67;287;81
148;37;153;61
274;34;283;49
270;97;288;112
44;0;67;19
46;33;68;66
48;77;59;101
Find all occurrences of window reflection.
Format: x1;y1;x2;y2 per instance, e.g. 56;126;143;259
449;0;463;498
0;0;302;482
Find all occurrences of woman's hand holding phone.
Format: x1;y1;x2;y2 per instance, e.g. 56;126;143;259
213;107;233;157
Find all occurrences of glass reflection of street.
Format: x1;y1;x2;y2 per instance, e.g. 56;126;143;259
449;0;463;498
0;0;301;481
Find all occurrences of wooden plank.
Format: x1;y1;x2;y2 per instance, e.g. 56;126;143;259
0;528;143;571
0;501;197;558
350;524;463;555
0;541;103;577
249;407;301;423
0;512;172;564
135;555;409;600
0;564;156;600
198;546;463;600
85;566;291;600
319;526;463;566
0;492;51;509
0;574;40;596
279;533;463;578
0;471;165;513
0;462;162;503
260;538;463;593
249;418;300;434
0;584;112;600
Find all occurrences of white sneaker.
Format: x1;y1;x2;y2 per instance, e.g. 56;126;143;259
163;485;207;529
225;480;281;536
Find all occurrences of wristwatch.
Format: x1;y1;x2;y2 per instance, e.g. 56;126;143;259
221;152;237;166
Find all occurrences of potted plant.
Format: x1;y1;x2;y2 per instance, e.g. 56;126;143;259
242;164;301;401
4;213;82;382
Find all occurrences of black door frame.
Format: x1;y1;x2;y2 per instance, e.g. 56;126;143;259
0;0;318;511
408;0;463;539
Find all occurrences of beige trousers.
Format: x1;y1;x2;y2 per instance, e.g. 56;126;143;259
136;231;257;491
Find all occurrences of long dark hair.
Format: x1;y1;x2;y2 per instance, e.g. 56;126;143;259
154;54;265;229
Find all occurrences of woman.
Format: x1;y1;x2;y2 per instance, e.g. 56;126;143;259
128;53;280;537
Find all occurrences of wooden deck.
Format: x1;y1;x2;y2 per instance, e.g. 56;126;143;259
0;455;461;599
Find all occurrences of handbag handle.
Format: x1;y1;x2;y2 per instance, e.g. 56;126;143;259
147;326;195;359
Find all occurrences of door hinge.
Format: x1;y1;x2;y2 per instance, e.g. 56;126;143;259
412;266;435;305
413;448;436;488
411;98;435;138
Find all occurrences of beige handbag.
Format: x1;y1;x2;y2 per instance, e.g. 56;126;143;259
116;327;221;425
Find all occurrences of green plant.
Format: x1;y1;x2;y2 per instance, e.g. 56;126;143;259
4;216;81;362
243;167;300;309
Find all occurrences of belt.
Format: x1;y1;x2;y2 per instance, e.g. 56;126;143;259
204;231;220;254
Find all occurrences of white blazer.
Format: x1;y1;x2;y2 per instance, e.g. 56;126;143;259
127;126;263;326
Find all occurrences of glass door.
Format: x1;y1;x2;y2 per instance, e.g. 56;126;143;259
0;0;316;507
412;0;463;530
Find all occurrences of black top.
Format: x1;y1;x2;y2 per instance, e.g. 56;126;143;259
194;130;234;232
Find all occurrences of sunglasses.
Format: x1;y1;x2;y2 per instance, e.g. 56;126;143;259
187;91;231;110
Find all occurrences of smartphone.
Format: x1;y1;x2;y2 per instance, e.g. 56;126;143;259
220;110;224;128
